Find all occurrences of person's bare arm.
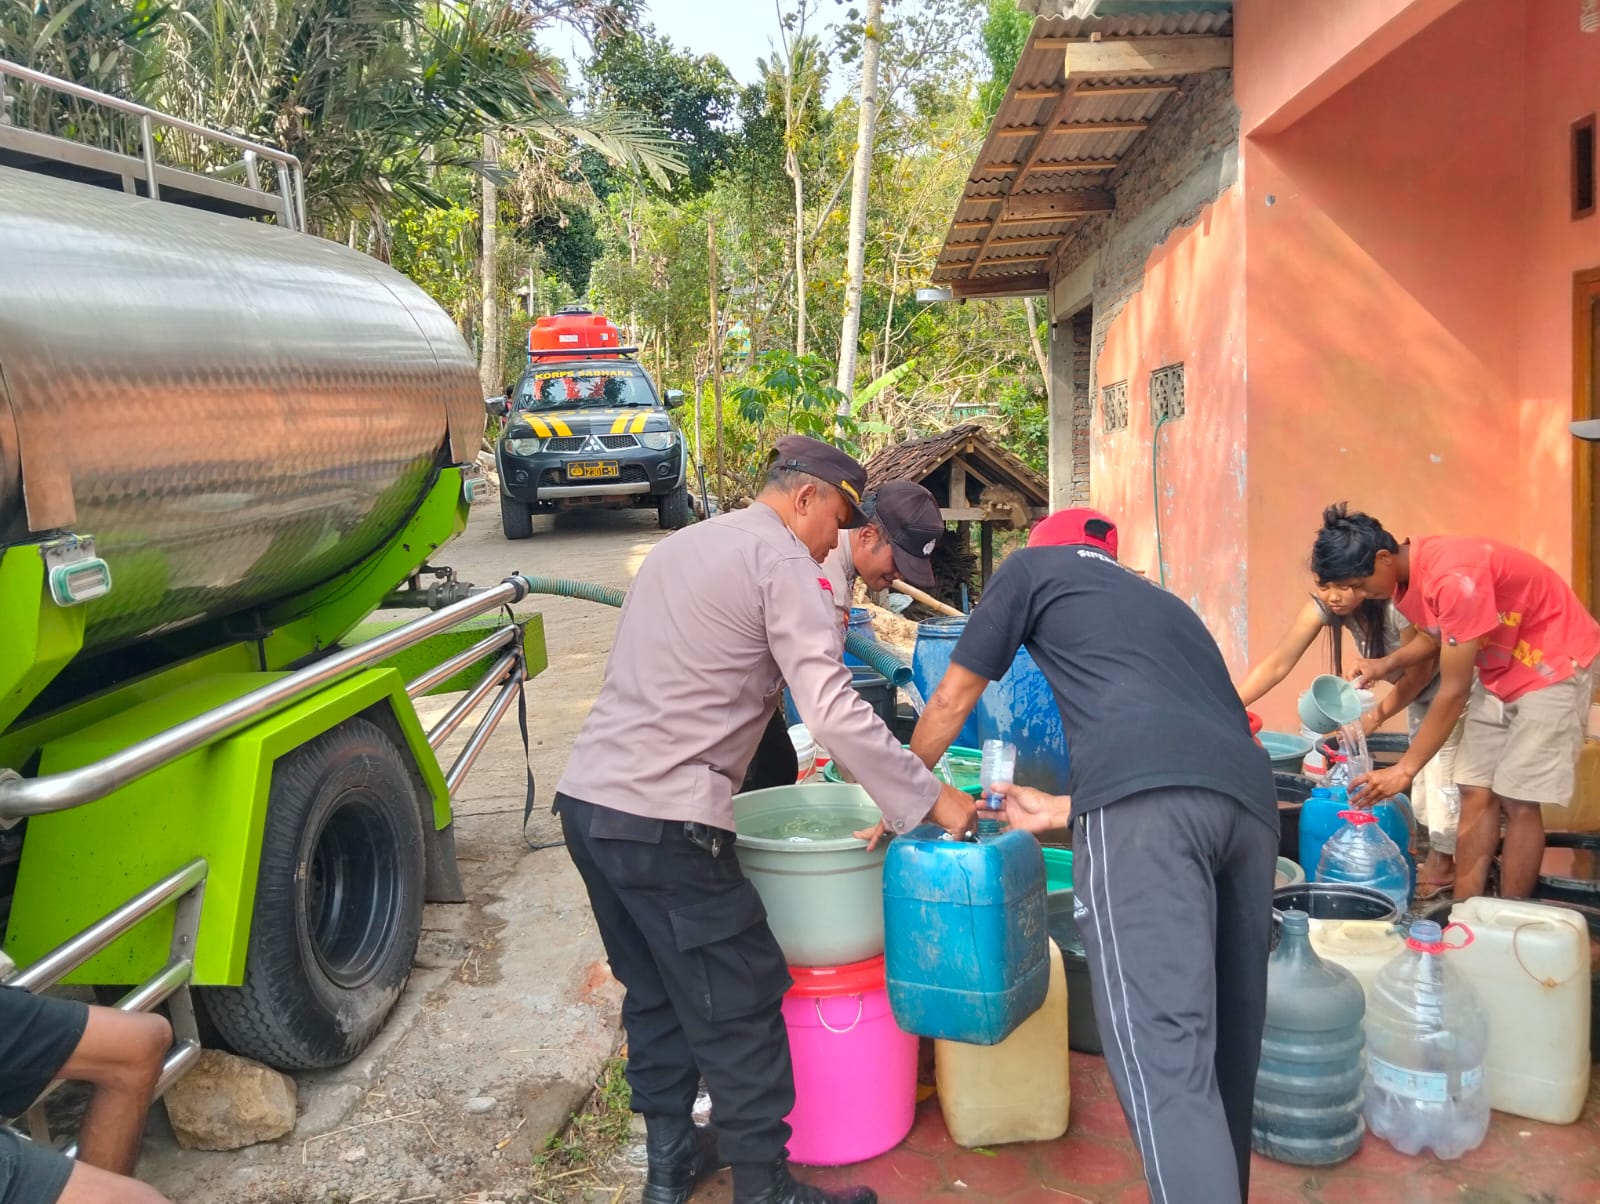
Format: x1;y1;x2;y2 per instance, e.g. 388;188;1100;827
1354;628;1440;683
910;662;990;767
1361;626;1437;733
1353;638;1476;804
1235;596;1327;707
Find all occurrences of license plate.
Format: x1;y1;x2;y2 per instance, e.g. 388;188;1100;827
567;460;620;480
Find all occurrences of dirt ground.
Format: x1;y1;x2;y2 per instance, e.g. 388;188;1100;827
140;500;674;1204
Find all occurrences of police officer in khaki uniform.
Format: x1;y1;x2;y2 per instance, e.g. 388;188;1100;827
818;479;944;636
555;436;975;1204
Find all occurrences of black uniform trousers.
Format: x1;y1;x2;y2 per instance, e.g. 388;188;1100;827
556;793;796;1165
1072;787;1276;1204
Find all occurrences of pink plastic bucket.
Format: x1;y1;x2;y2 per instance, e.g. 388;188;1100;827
782;956;917;1166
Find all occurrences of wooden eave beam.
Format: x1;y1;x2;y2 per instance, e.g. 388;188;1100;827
1003;190;1113;221
950;274;1049;299
995;119;1147;138
1062;37;1233;77
970;80;1084;278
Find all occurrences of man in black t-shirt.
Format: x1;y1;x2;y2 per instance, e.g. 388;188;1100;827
908;508;1276;1204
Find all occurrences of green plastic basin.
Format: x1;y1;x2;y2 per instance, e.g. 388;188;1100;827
822;745;985;798
1044;847;1073;892
1259;731;1314;774
731;783;888;967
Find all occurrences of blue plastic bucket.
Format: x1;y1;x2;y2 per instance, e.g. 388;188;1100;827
911;618;983;748
977;645;1071;797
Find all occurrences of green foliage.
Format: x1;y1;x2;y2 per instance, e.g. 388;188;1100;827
586;23;739;196
976;0;1032;124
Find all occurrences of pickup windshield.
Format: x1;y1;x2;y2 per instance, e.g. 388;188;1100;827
515;362;656;410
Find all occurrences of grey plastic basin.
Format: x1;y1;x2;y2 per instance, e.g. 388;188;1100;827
731;783;888;967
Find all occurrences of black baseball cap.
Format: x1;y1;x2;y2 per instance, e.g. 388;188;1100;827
866;480;944;589
769;435;869;528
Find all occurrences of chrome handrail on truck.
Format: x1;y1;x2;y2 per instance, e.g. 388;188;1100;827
2;859;208;1154
0;56;306;230
0;575;543;823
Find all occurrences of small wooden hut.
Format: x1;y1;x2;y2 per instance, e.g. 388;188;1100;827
865;425;1049;605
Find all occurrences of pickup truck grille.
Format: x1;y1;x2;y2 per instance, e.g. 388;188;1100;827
599;434;639;450
545;436;588;452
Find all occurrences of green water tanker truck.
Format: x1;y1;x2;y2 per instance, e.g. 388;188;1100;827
0;61;553;1092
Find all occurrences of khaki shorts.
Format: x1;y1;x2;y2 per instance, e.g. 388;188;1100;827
1455;661;1595;806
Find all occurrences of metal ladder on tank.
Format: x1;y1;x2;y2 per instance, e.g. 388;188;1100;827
0;56;304;229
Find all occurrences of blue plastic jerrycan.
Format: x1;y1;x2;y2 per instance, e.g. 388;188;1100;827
882;823;1050;1045
1301;787;1416;894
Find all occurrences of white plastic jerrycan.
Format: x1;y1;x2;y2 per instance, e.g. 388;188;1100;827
1447;897;1592;1124
1310;919;1406;1006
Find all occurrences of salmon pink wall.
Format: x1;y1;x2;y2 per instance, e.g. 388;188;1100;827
1517;2;1600;567
1091;186;1249;665
1235;0;1470;136
1237;0;1532;730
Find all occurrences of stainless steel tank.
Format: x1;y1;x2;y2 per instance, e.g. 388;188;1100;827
0;166;485;652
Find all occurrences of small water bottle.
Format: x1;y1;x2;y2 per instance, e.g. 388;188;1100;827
978;738;1017;837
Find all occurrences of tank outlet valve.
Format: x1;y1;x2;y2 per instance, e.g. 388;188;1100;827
40;537;113;607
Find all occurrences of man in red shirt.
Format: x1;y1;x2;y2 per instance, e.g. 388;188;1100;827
1309;504;1600;899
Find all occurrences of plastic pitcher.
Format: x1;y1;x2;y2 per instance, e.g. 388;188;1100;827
1447;898;1592;1124
935;938;1070;1147
1252;911;1366;1166
1363;920;1490;1160
883;823;1049;1045
1315;811;1410;915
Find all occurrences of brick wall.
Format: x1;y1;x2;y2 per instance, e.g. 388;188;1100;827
1069;309;1093;505
1055;70;1240;374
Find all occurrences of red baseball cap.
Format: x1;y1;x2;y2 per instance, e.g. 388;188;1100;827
1028;507;1119;559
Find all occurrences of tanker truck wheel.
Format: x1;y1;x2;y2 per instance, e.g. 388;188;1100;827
658;485;690;530
200;718;425;1070
501;492;534;540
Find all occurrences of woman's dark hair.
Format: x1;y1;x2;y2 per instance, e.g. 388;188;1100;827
1311;503;1398;585
1328;599;1389;677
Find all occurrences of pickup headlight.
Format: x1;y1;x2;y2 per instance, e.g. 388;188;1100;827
638;431;676;451
506;437;543;456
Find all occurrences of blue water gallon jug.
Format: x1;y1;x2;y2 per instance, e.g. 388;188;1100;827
1302;787;1416;895
1299;786;1346;875
911;619;984;748
976;645;1071;797
843;607;878;668
1252;910;1367;1165
1315;811;1411;915
883;824;1049;1045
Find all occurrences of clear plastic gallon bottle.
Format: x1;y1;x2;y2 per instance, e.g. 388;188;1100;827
1363;919;1489;1160
1252;911;1366;1165
1315;811;1410;915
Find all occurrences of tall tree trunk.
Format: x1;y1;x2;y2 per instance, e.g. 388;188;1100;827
480;132;499;393
789;147;807;357
835;0;883;406
708;216;725;495
1023;296;1049;402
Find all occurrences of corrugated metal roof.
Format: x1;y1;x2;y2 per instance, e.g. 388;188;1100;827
932;8;1232;298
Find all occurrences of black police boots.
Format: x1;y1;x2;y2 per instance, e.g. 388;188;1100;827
731;1158;878;1204
641;1114;723;1204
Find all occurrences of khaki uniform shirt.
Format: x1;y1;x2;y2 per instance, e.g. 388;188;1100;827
819;530;855;653
556;503;939;834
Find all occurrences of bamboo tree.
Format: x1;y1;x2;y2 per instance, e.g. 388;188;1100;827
481;130;500;393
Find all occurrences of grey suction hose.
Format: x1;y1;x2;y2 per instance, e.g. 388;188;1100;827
503;574;911;686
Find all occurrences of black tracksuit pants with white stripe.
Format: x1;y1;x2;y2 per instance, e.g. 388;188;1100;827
1073;786;1277;1204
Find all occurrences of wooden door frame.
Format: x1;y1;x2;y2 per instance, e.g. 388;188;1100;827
1573;267;1600;609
